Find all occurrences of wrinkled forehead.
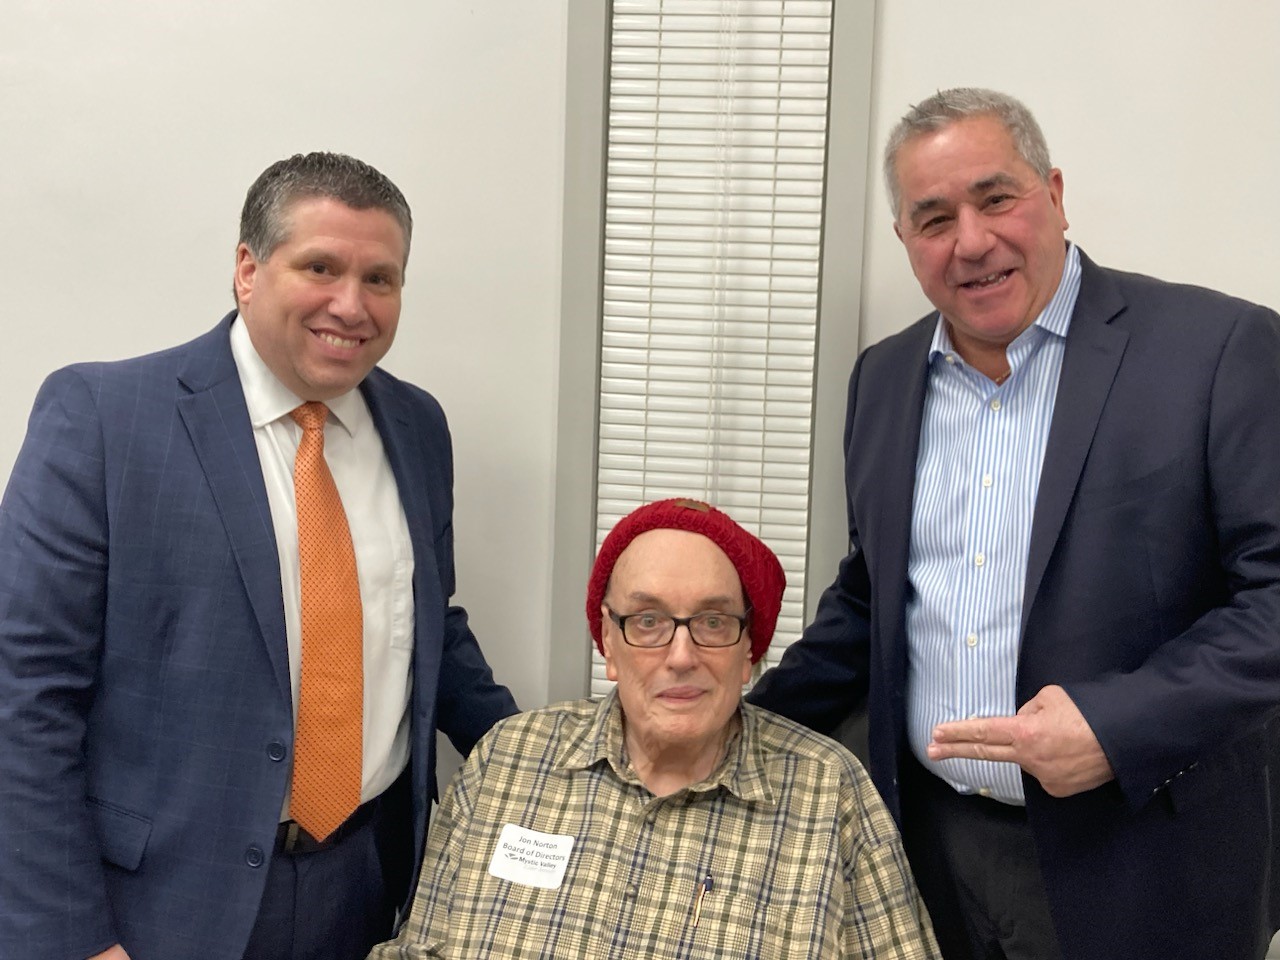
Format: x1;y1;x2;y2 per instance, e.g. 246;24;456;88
608;529;743;605
894;115;1030;183
278;195;410;265
892;117;1041;219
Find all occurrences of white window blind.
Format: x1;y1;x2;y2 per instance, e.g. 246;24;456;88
592;0;834;695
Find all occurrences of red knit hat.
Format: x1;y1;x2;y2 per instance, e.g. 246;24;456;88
586;498;786;663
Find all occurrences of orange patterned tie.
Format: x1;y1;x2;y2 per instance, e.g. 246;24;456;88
288;401;363;840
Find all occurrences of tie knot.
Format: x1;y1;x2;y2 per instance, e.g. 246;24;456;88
290;402;330;433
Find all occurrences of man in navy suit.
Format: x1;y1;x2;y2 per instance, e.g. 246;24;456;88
748;89;1280;959
0;153;518;960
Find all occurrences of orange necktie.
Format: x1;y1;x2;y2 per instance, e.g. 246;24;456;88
288;401;363;840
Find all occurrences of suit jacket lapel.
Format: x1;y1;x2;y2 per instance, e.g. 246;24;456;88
1021;253;1130;637
361;374;435;576
175;316;290;703
361;372;438;846
876;319;935;676
361;373;441;726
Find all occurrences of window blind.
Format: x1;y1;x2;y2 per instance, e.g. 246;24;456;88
592;0;834;695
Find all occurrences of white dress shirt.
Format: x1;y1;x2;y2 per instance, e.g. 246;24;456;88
906;244;1082;804
229;317;415;819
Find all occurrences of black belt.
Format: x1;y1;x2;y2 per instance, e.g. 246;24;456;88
275;796;381;856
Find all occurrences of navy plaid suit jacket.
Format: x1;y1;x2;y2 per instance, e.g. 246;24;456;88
0;315;516;960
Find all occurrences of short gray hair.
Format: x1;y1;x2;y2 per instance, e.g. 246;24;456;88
882;88;1053;220
238;151;413;264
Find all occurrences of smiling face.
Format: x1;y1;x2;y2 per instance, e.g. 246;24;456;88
234;196;406;401
892;114;1069;356
601;529;753;765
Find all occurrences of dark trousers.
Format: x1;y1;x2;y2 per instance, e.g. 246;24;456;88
900;759;1062;960
242;776;413;960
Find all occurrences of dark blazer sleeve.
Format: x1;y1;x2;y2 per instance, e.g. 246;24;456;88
435;538;520;757
747;351;874;733
0;369;119;959
1062;298;1280;809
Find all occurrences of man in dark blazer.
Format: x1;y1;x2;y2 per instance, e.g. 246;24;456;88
749;88;1280;959
0;153;518;960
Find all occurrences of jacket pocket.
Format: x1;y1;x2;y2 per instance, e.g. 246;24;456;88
87;796;152;871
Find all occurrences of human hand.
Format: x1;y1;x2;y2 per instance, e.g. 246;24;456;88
927;684;1115;797
88;945;130;960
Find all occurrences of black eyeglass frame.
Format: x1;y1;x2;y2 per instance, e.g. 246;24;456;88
604;606;750;649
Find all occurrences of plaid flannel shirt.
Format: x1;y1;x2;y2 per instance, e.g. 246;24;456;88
369;693;939;959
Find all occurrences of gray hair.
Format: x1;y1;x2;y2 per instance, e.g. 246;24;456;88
882;88;1053;220
238;151;413;264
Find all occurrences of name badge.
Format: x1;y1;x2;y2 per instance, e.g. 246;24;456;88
487;823;575;889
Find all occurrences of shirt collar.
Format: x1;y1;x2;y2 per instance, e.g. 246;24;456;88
228;315;361;436
927;241;1082;363
558;690;776;806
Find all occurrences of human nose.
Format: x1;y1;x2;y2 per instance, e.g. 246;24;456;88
953;204;995;260
664;622;699;670
329;276;369;324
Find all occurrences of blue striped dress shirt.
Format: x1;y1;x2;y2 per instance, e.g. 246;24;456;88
905;243;1082;804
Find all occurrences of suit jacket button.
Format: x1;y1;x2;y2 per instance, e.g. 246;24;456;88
245;845;265;868
267;741;286;762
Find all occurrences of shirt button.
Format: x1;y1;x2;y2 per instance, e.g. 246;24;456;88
945;353;956;364
245;845;265;868
974;552;986;567
966;633;978;648
982;473;993;488
990;398;1002;411
266;741;286;762
978;787;992;798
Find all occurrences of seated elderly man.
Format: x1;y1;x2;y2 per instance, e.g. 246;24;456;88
369;498;939;959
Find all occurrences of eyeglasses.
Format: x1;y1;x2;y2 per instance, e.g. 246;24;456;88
605;606;749;649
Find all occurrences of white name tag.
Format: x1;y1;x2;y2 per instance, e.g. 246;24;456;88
487;823;575;889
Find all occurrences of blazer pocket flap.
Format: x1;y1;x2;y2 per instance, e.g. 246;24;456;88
88;797;152;871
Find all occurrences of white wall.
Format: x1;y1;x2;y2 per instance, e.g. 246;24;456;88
860;0;1280;347
0;1;568;741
